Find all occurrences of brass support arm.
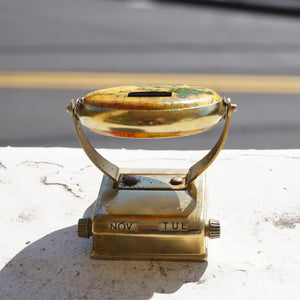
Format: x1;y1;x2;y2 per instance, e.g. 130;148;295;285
67;99;120;183
187;98;233;186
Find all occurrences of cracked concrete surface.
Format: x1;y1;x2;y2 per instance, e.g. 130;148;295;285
40;176;81;198
0;148;299;300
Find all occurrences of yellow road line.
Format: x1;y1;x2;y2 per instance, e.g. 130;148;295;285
0;71;300;94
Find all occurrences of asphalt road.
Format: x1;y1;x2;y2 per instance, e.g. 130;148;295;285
1;0;300;150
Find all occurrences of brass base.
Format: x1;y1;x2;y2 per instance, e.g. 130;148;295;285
91;233;207;261
77;172;219;261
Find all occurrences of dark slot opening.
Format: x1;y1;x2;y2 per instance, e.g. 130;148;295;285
127;91;172;97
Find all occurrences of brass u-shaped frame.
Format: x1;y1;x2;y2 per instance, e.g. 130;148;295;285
68;98;234;188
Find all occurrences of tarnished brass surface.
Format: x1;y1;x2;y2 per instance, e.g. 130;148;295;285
90;174;208;261
76;85;226;138
68;95;233;185
68;98;120;182
187;97;232;184
68;85;236;261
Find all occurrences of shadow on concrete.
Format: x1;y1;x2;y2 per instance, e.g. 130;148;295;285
0;209;207;299
160;0;300;17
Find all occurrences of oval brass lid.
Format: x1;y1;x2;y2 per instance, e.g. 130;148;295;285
82;85;222;110
77;85;226;138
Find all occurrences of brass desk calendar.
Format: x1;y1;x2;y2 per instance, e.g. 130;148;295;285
67;85;236;261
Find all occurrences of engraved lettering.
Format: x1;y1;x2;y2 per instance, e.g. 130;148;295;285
110;223;117;230
172;222;178;230
158;221;189;231
126;223;133;230
118;223;126;230
108;221;137;231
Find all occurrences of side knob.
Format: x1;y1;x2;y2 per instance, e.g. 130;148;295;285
206;219;220;239
78;218;92;238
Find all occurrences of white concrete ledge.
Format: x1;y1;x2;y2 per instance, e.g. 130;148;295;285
0;148;299;299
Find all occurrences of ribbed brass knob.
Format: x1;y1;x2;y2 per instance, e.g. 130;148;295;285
207;219;220;239
78;218;92;238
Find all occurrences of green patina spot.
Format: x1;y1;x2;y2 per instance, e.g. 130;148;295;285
173;87;214;98
135;85;215;98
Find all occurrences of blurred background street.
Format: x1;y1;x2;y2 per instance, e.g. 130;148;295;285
0;0;300;149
